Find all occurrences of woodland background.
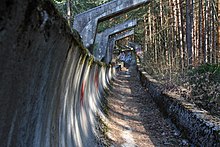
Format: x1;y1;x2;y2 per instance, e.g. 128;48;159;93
52;0;220;117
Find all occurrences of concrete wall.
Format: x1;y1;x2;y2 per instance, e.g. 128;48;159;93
73;0;151;48
135;58;220;146
94;19;137;62
0;1;114;146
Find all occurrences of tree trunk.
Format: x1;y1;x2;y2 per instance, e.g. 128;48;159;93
203;0;208;63
207;0;211;63
218;0;220;63
213;0;217;63
159;0;165;68
186;0;193;68
148;5;152;60
144;15;148;53
180;0;186;71
67;0;71;26
177;0;183;71
198;0;203;64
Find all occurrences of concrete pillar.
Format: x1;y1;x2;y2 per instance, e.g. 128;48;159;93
107;29;134;62
73;0;151;48
94;19;137;62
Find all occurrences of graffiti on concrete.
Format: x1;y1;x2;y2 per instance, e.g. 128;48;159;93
119;52;132;63
0;0;116;145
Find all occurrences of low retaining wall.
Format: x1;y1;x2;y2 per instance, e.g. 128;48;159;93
0;1;114;146
136;60;220;146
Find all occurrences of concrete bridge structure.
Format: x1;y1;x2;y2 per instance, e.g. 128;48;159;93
107;29;135;62
73;0;151;49
94;19;137;62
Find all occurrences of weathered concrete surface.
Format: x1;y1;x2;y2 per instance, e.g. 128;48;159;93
109;30;134;50
94;19;137;62
136;59;220;146
107;29;134;62
0;1;114;146
73;0;151;48
108;29;134;50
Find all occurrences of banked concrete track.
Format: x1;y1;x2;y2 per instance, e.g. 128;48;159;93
0;1;114;146
2;0;220;147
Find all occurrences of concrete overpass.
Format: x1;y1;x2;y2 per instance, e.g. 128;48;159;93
107;29;135;62
73;0;151;48
94;19;137;62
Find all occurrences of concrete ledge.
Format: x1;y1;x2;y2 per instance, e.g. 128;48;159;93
136;63;220;146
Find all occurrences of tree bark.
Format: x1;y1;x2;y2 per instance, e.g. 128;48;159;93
66;0;72;26
198;0;203;64
180;0;186;70
186;0;193;68
218;0;220;63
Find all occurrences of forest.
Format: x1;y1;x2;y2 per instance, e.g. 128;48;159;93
53;0;220;118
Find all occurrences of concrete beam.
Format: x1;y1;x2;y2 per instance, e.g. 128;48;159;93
109;29;135;51
107;29;134;62
73;0;151;48
94;19;137;61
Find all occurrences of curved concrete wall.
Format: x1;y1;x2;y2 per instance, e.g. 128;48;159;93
0;1;114;146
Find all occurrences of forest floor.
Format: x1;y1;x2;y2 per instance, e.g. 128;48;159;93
160;65;220;119
144;63;220;119
103;66;193;147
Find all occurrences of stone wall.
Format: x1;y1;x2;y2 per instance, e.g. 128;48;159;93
0;1;114;146
136;58;220;146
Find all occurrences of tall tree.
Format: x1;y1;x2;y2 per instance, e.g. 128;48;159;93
186;0;193;68
66;0;72;25
218;0;220;63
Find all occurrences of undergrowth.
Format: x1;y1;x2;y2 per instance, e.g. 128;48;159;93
144;63;220;118
182;64;220;117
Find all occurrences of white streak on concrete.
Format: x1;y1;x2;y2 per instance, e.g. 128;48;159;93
7;110;18;147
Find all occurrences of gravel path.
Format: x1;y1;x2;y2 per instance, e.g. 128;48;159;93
105;66;192;147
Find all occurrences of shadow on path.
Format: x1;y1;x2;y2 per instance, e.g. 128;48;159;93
105;65;193;147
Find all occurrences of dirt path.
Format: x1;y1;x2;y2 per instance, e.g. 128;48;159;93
105;66;192;147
